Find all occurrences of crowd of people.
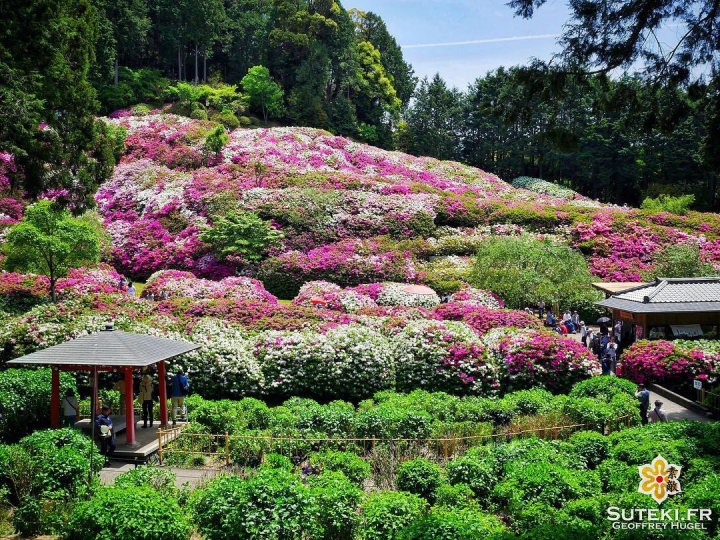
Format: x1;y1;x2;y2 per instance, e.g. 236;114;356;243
536;302;624;376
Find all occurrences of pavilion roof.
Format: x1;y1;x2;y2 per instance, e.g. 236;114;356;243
595;277;720;313
6;328;199;368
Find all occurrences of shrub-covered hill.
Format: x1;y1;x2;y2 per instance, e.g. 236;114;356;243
96;111;720;297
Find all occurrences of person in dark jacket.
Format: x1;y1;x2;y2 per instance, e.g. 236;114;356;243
170;370;189;425
95;405;116;456
635;384;650;426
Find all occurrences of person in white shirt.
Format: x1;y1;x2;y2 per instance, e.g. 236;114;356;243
606;339;619;372
127;282;136;297
648;400;668;422
63;388;78;428
580;322;588;346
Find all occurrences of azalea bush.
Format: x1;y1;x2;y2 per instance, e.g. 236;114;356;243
432;302;540;337
487;329;602;393
619;340;718;385
252;325;395;399
258;239;420;298
143;269;277;303
393;320;500;396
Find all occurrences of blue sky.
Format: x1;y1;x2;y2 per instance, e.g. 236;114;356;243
348;0;572;90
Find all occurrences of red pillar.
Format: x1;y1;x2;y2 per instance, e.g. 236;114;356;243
124;367;136;444
158;361;168;426
50;368;60;428
92;369;99;414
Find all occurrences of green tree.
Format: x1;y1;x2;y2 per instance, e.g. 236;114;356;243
645;244;717;280
97;0;151;86
204;125;229;156
470;235;601;310
3;201;100;301
508;0;720;83
201;211;283;264
241;65;284;122
350;10;416;106
0;0;105;200
401;74;464;160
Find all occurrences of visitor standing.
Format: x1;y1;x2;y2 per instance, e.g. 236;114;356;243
613;320;622;342
635;384;650;425
648;400;668;422
126;282;136;297
537;300;545;319
62;388;78;428
95;405;116;456
571;311;580;329
606;338;619;372
171;370;190;425
580;322;588;346
139;372;155;429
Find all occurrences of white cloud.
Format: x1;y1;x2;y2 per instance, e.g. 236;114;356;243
402;33;559;49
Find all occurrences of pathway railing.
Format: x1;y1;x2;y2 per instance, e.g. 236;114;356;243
699;387;720;414
156;414;634;466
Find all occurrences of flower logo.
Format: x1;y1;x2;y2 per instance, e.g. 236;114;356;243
638;455;682;503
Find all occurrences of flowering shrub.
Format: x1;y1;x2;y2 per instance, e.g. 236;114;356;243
143;269;277;303
393;320;500;395
432;302;541;336
55;264;125;299
511;176;588;201
487;329;602;393
620;340;718;385
252;325;394;399
374;282;440;308
292;281;376;313
258;239;419;298
0;272;50;299
449;286;504;308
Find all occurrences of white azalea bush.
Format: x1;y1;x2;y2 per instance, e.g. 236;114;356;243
393;320;500;396
126;319;264;397
374;282;440;308
252;325;394;399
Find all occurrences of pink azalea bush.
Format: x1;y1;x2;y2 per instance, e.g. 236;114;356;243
485;328;602;393
450;286;505;308
432;302;540;337
143;269;277;303
258;239;420;298
0;272;50;298
55;264;125;299
292;281;377;313
619;340;718;384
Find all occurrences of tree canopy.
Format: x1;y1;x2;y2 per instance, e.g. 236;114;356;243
3;201;101;301
469;235;601;311
508;0;720;83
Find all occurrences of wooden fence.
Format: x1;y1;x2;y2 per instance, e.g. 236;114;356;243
156;414;635;467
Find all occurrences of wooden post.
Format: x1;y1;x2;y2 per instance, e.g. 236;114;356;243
124;367;136;444
158;361;168;426
225;432;230;466
50;368;60;429
371;435;375;453
157;428;163;465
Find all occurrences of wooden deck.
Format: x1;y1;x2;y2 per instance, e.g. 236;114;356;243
76;415;187;461
112;423;186;459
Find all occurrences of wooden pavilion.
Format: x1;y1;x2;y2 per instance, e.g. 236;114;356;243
595;277;720;342
6;323;198;447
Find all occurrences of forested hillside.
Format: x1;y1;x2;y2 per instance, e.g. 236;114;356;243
0;0;718;208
